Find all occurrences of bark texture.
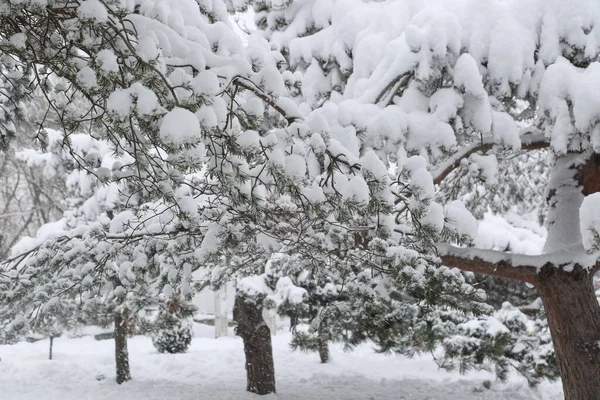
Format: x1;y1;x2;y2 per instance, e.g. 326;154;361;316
233;294;276;395
318;339;329;364
48;336;53;360
440;152;600;400
114;309;132;384
537;265;600;400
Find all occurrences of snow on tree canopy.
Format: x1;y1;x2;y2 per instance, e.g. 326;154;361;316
444;200;479;240
160;107;202;145
0;0;292;318
4;0;600;392
254;0;600;165
580;193;600;253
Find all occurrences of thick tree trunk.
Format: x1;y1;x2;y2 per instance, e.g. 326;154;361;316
318;339;329;363
537;265;600;400
541;153;600;399
114;309;132;384
48;336;53;360
233;294;276;395
441;152;600;399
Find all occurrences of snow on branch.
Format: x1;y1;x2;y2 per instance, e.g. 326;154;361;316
231;77;301;124
437;244;539;284
437;243;600;285
431;130;548;186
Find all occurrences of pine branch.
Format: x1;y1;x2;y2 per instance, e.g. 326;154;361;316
437;244;540;284
437;244;600;284
375;71;413;104
431;130;548;186
231;77;299;124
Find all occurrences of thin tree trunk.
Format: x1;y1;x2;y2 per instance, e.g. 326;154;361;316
48;336;53;360
318;339;329;363
537;264;600;400
114;309;131;384
289;315;298;334
233;294;276;395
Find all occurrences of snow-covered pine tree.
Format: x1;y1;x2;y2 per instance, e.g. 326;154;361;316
0;128;160;381
0;0;409;393
30;296;83;360
242;1;600;398
151;296;195;354
0;89;66;261
440;302;558;388
4;1;600;398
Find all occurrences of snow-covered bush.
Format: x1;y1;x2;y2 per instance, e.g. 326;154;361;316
0;316;26;345
152;298;196;354
152;312;194;354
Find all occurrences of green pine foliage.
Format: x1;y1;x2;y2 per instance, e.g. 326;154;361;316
152;313;193;354
440;303;558;387
0;0;596;392
152;297;196;354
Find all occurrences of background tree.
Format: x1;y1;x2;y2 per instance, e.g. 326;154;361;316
31;296;82;360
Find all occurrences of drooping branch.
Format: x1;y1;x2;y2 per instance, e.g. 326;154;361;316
231;77;299;124
431;130;549;186
375;71;413;105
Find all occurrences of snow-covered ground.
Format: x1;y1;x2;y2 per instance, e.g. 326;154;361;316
1;324;561;400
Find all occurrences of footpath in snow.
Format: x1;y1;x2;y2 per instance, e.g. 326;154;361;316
0;325;561;400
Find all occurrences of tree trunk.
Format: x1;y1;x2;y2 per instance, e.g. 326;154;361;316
114;309;132;384
442;153;600;399
233;294;276;395
540;153;600;399
536;264;600;400
289;315;298;333
318;339;329;363
48;336;53;360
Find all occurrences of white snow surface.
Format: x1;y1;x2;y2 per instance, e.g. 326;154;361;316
475;212;546;255
444;200;478;240
160;107;202;145
0;328;562;399
580;193;600;252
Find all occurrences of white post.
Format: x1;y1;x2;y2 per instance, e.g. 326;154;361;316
214;287;228;338
262;308;277;336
